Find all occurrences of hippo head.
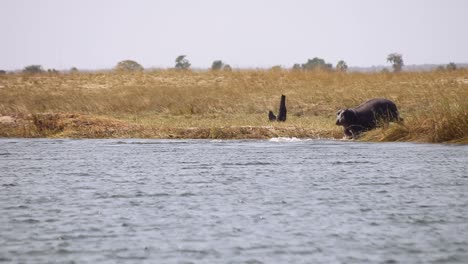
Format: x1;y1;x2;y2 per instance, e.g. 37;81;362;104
336;109;357;127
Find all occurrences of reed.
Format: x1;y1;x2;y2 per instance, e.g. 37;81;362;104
0;69;467;142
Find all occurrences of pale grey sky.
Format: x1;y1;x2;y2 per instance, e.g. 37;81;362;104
1;0;467;70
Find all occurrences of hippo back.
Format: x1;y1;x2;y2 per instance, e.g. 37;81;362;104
354;98;399;123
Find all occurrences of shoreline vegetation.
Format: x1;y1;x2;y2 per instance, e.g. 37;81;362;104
1;70;467;143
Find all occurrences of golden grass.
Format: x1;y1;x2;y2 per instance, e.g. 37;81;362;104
0;69;467;143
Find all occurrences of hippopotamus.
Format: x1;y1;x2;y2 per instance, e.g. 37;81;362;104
336;98;403;138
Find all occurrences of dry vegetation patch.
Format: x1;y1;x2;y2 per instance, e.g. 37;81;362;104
0;70;467;143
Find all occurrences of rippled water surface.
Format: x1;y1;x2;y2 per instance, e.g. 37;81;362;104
1;138;467;263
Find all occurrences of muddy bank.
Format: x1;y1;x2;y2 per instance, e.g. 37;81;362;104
0;113;340;139
2;113;466;143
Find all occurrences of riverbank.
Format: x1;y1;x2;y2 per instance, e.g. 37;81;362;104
0;113;341;139
1;70;467;143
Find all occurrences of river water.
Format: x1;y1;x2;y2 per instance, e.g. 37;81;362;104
0;138;467;263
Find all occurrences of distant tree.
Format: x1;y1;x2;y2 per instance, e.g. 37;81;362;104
175;55;191;70
336;60;348;72
211;60;224;71
0;70;6;75
23;65;44;74
70;67;79;73
446;62;457;71
387;53;404;72
115;60;144;72
292;63;302;71
223;64;232;71
301;57;333;71
47;69;59;74
381;68;390;73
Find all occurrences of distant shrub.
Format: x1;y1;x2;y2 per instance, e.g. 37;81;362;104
304;57;333;71
293;58;333;71
223;64;232;72
211;60;224;71
0;70;6;75
23;65;44;74
115;60;144;72
70;67;79;73
336;60;348;72
292;64;302;71
175;55;191;70
446;62;457;71
436;63;457;72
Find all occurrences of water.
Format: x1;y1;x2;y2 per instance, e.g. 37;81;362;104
0;138;467;264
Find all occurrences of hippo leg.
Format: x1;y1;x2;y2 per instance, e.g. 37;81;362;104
348;126;365;139
343;128;353;138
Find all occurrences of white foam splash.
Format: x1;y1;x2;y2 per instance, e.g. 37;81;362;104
269;137;303;142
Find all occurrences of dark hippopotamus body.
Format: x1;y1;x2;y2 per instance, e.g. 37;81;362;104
336;98;403;138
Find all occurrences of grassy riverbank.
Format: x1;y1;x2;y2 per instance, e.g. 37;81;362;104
1;70;467;143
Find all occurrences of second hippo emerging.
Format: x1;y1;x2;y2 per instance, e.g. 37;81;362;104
336;98;403;138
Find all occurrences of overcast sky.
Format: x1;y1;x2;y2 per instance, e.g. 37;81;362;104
1;0;467;70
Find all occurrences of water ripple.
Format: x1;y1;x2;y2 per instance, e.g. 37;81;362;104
0;138;467;263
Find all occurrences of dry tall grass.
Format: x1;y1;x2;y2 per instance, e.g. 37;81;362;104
0;69;467;142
